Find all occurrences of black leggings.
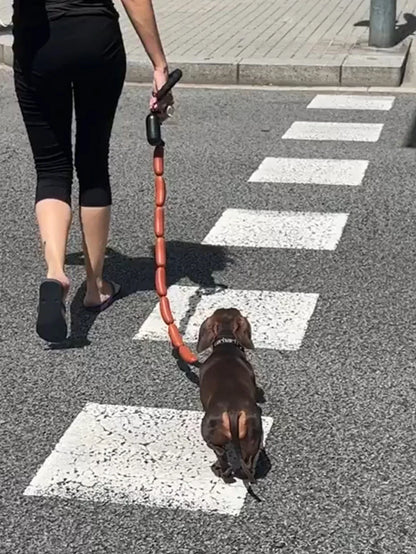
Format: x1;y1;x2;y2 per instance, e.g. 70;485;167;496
13;14;126;207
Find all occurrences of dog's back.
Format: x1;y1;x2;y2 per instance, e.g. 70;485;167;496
200;344;257;411
199;337;263;483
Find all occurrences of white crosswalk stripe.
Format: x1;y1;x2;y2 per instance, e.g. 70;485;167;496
282;121;384;142
307;94;395;111
248;157;369;186
24;402;274;516
136;285;319;351
202;209;349;250
134;285;199;341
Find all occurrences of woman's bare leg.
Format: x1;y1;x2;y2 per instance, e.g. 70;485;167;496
36;199;71;293
79;205;114;306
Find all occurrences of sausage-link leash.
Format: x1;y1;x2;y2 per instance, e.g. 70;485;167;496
146;69;199;366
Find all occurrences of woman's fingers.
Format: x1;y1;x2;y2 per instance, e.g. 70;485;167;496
150;68;174;118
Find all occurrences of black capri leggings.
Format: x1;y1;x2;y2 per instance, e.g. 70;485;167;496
13;14;126;207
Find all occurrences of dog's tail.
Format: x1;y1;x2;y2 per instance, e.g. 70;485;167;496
227;411;262;502
228;410;246;450
228;410;244;473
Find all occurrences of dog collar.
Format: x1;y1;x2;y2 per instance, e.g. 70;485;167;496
212;337;245;351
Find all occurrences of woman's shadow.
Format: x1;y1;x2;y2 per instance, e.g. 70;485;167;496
48;241;232;350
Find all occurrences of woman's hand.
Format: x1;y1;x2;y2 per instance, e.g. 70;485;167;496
150;66;174;120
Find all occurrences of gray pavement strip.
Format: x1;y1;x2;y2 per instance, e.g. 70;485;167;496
0;32;412;87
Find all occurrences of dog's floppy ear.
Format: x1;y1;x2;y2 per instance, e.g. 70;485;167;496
197;316;218;352
233;315;254;349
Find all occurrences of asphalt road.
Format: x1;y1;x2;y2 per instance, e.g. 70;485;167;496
2;64;416;553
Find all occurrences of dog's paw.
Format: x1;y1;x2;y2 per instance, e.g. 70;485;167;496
211;461;223;478
222;466;235;483
236;466;257;484
211;462;235;483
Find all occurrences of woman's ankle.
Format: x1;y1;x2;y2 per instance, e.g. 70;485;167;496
45;271;70;299
85;276;111;296
84;277;113;306
86;275;102;291
46;271;70;288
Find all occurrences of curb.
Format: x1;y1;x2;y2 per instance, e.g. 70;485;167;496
0;33;12;67
0;33;412;88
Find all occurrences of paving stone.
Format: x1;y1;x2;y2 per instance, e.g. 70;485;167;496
1;0;416;86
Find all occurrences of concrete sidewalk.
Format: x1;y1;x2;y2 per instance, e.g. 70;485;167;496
1;0;416;86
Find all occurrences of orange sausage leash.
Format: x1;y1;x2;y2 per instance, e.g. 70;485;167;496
152;145;199;365
146;69;199;366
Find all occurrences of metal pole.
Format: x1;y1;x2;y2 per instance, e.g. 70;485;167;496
369;0;397;48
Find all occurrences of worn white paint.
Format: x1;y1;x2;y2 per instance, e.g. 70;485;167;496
307;94;395;111
183;287;319;351
282;121;384;142
202;209;349;250
24;403;274;516
134;285;318;350
133;285;199;341
248;157;369;186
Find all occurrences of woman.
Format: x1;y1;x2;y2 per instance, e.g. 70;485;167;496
12;0;172;343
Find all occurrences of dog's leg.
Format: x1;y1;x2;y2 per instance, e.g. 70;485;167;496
239;414;263;484
202;413;234;483
241;457;257;484
209;444;234;483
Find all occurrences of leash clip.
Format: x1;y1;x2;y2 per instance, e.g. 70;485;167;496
146;112;164;147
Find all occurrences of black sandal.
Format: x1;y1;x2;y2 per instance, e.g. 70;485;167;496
84;281;121;313
36;279;67;343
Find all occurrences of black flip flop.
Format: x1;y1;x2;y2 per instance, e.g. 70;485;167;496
84;281;121;313
36;279;67;343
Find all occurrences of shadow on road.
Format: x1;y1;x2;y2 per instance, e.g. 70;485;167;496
48;241;232;350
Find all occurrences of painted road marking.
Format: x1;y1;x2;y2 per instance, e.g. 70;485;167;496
24;403;274;516
282;121;384;142
248;157;369;186
202;209;349;250
133;285;199;341
134;285;319;350
183;287;319;350
307;94;395;111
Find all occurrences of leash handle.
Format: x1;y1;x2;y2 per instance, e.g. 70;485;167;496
155;68;182;101
146;69;182;147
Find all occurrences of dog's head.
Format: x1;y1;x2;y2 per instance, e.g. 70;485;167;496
196;307;254;353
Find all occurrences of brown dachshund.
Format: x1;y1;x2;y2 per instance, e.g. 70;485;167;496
197;308;264;488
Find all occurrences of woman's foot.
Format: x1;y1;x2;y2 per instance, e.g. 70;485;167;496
36;275;70;343
83;279;121;312
47;272;70;298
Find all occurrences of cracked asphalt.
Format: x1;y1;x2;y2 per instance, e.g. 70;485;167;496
2;64;416;552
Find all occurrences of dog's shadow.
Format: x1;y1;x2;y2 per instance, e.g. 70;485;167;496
47;240;232;350
255;448;272;480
